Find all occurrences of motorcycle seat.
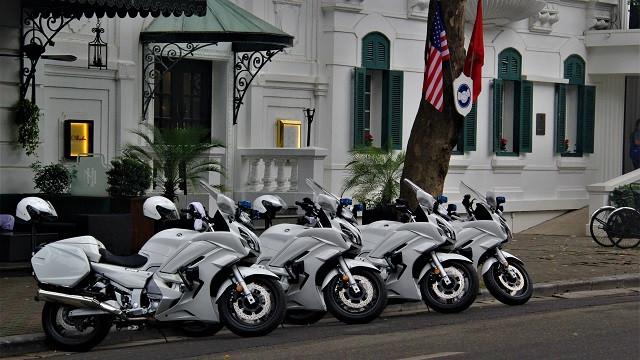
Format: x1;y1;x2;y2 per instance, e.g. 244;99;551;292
99;248;148;268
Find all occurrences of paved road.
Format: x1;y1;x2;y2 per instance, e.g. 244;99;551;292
8;289;638;360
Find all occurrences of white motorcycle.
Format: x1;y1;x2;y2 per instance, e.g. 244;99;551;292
306;179;479;314
251;193;388;325
21;195;286;352
403;179;533;306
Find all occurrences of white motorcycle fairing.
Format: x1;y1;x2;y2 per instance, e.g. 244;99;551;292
480;250;522;275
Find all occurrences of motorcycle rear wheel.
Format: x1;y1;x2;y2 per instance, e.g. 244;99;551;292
483;260;533;306
323;268;387;324
420;260;478;314
218;276;286;337
42;301;113;352
284;310;327;325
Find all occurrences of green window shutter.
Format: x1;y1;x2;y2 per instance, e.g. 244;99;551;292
564;55;585;85
492;78;503;152
382;70;404;150
555;83;567;153
362;33;390;70
462;102;477;151
353;67;367;147
498;48;522;81
518;80;534;153
579;85;596;154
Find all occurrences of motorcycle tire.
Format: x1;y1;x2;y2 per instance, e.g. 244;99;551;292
284;310;327;325
218;276;286;337
177;322;224;337
483;260;533;306
42;301;113;352
323;268;387;325
420;260;479;314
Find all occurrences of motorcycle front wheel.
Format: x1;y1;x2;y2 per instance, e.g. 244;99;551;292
420;260;479;314
218;276;286;337
42;301;113;352
284;310;327;325
483;260;533;306
323;268;387;324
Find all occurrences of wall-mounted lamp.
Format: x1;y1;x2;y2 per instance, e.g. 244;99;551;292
303;108;315;147
88;20;107;69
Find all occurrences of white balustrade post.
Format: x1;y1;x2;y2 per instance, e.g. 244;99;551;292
289;159;299;192
275;158;287;191
248;158;261;191
262;158;274;191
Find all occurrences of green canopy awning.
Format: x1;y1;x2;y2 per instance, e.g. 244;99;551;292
140;0;293;52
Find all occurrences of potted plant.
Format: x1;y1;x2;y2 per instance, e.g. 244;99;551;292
341;142;406;224
564;139;570;153
15;98;41;156
499;138;507;151
106;155;153;213
31;161;76;194
124;124;225;201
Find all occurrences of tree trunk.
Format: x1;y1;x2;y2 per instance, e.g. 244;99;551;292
400;0;467;205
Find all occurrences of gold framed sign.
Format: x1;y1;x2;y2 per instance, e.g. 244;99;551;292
64;120;94;159
276;119;301;148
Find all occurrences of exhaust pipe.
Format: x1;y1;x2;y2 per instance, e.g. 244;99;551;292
36;289;127;319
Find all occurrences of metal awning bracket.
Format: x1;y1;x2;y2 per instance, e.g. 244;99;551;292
233;49;281;125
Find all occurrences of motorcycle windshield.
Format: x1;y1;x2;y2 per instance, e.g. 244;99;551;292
305;178;339;201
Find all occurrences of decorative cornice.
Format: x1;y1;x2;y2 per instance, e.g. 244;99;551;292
586;1;614;31
529;1;559;34
321;0;364;13
465;0;547;26
407;0;428;20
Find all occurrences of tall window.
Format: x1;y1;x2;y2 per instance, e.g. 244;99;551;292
454;103;477;154
353;32;403;149
555;55;596;156
492;48;533;155
154;58;212;137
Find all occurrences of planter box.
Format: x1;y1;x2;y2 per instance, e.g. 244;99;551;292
0;232;57;262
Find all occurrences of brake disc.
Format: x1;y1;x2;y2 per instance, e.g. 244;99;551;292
232;283;271;322
431;266;465;300
337;274;374;310
497;266;524;293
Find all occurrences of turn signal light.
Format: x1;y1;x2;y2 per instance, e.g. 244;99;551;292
342;275;349;282
236;285;243;292
434;268;440;275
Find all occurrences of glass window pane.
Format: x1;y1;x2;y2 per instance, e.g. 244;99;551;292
182;97;191;119
162;72;171;93
183;73;191;95
193;74;201;95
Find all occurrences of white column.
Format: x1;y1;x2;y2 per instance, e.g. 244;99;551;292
248;158;261;191
289;159;299;192
262;158;274;191
275;158;287;191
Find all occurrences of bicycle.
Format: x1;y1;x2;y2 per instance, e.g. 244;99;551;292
589;185;640;249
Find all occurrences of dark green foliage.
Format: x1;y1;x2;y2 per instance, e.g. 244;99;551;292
15;99;41;156
106;156;153;197
124;124;225;201
341;147;406;210
31;162;76;194
610;183;640;209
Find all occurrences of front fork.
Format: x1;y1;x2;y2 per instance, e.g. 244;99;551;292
232;265;256;304
430;252;452;285
495;249;518;279
338;257;361;293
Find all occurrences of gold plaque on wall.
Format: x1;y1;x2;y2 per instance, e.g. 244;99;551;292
276;120;301;148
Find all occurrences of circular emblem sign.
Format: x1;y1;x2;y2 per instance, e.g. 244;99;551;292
457;83;471;109
453;75;473;116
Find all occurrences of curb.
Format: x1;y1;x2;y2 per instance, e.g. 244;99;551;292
1;273;639;358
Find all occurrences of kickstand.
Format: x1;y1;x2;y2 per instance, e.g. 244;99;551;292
158;327;168;343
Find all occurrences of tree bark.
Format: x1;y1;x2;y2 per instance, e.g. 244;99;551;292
400;0;467;205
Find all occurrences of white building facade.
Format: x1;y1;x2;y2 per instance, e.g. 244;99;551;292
1;0;638;231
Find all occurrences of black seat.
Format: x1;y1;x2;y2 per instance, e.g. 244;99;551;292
99;248;148;268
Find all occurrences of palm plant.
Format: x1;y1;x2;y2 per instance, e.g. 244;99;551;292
124;124;225;201
342;146;406;210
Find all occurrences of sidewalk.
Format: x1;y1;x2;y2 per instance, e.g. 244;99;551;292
1;207;639;351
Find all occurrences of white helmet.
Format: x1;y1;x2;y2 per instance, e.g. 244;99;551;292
143;196;179;221
16;197;58;223
253;195;287;214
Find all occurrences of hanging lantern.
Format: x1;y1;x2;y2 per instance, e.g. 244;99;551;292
88;20;107;69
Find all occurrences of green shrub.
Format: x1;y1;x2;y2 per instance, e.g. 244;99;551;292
610;183;640;208
15;99;41;157
31;162;76;194
106;156;152;197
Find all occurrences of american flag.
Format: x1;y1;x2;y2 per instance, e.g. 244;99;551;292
423;1;450;112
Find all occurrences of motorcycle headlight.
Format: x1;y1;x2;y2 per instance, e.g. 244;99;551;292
239;228;260;252
340;224;362;245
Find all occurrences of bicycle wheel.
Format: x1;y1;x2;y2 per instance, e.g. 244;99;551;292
589;206;616;247
606;207;640;249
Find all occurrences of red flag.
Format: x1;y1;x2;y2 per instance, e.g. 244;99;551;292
464;0;484;104
423;1;449;112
